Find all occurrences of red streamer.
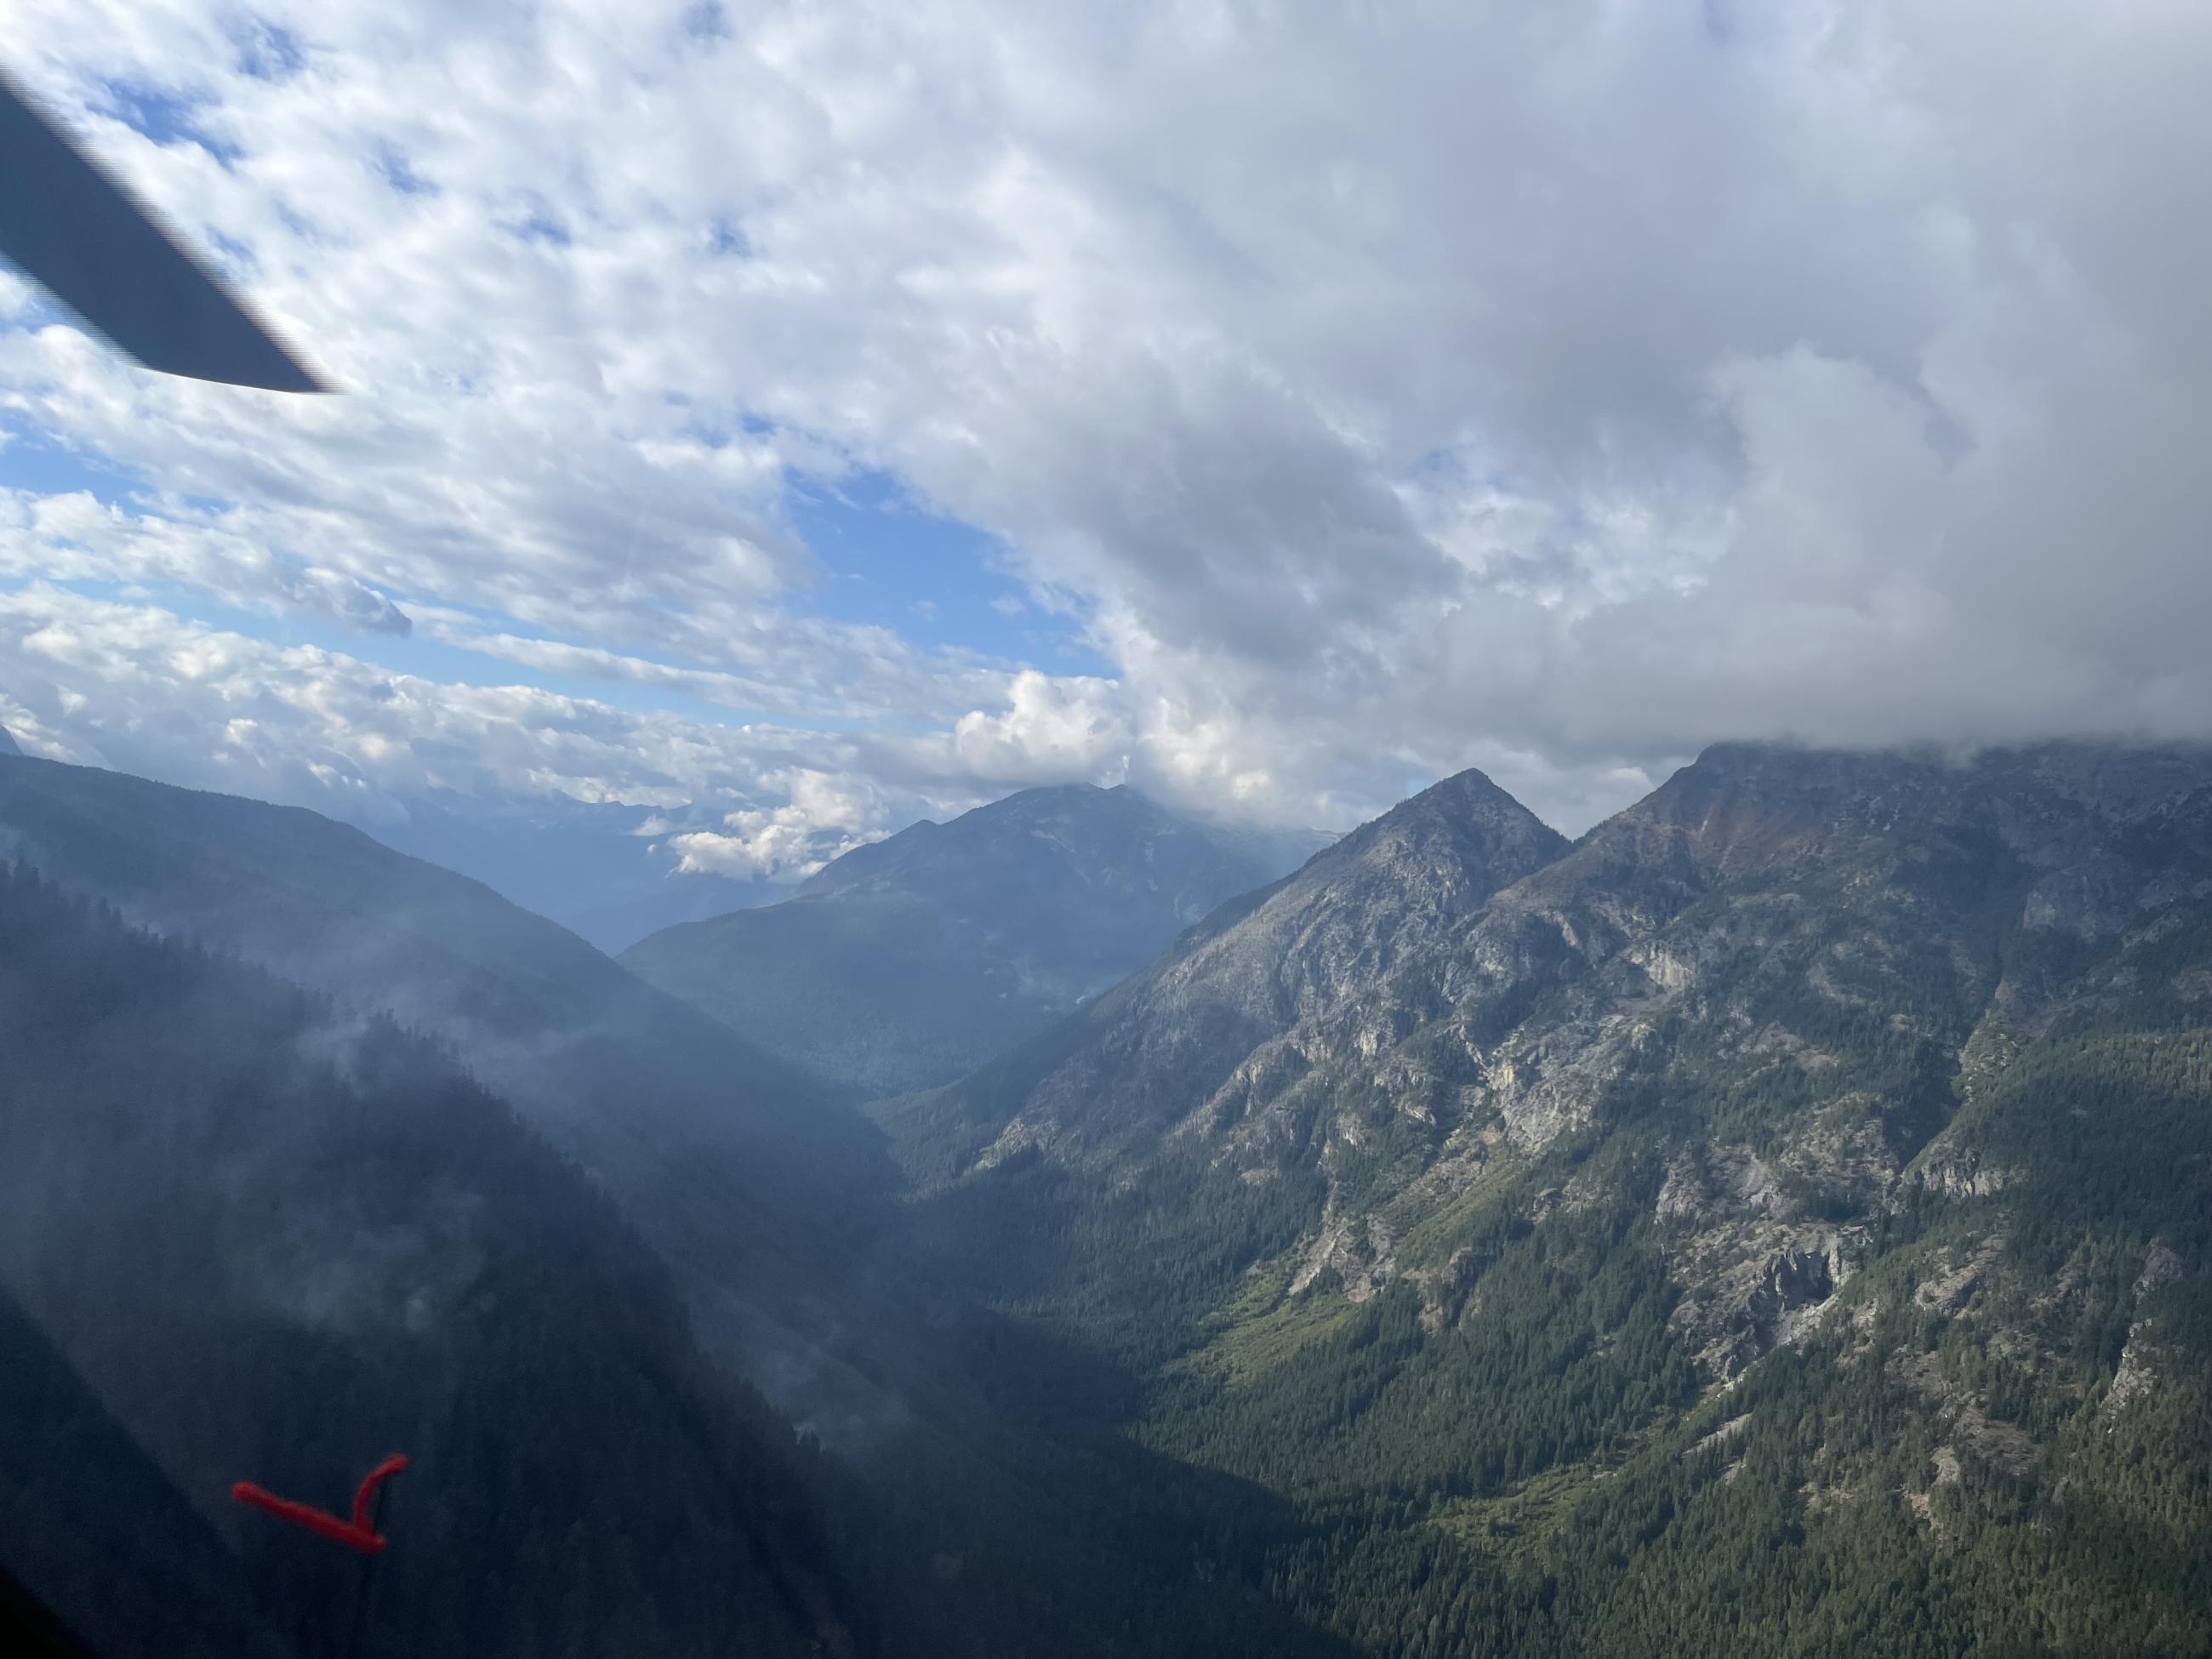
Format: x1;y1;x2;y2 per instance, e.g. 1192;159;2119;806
233;1455;408;1556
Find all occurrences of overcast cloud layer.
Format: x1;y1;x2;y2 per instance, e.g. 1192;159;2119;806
2;0;2208;873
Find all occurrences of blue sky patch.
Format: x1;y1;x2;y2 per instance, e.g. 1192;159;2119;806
790;468;1111;676
94;78;242;164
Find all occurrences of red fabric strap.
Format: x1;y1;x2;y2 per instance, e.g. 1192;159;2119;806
232;1455;408;1556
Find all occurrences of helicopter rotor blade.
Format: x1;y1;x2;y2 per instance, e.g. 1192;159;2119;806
0;70;328;394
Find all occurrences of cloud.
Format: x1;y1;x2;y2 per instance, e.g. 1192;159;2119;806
0;0;2208;841
664;767;890;879
935;670;1131;787
0;585;1034;852
0;488;411;635
0;584;784;809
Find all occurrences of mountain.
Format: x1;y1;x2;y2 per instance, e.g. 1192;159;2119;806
887;767;1569;1187
0;1285;287;1659
887;742;2212;1656
11;737;2206;1656
0;866;849;1658
0;752;891;1405
0;756;1373;1656
0;837;1364;1659
623;784;1284;1097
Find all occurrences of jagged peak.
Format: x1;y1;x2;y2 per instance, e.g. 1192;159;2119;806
1308;766;1564;878
1395;766;1549;824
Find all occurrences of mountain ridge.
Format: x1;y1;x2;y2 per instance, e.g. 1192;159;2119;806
888;766;1571;1179
0;864;848;1657
624;781;1291;1097
0;750;896;1425
881;738;2212;1655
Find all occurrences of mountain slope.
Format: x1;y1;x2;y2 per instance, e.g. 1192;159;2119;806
0;760;1377;1657
888;767;1570;1185
888;742;2212;1656
0;751;891;1408
0;865;848;1658
624;783;1281;1097
0;1286;288;1659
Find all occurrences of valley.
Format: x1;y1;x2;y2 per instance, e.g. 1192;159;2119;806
0;741;2205;1656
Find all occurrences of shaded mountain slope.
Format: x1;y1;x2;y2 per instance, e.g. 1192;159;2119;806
0;1286;288;1659
625;783;1280;1097
0;752;891;1400
0;865;847;1659
0;765;1374;1659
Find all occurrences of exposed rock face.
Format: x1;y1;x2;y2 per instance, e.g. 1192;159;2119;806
942;768;1568;1171
1913;1237;2009;1315
1914;1147;2021;1200
1889;1346;2047;1477
2107;1241;2187;1417
625;784;1286;1097
902;738;2212;1388
2107;1330;2162;1413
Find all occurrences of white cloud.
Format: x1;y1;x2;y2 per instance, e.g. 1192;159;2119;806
0;586;1021;860
0;585;791;809
665;767;889;879
937;670;1131;787
1;0;2208;842
0;271;37;323
0;488;411;634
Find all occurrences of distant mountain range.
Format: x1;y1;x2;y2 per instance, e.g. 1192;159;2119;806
623;783;1304;1097
362;783;1332;958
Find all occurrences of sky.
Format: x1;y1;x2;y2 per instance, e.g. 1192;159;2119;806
2;0;2209;883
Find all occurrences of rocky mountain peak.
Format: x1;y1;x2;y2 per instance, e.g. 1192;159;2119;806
898;736;2212;1417
914;767;1571;1170
1308;767;1565;886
